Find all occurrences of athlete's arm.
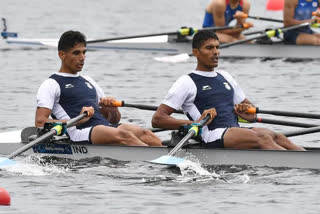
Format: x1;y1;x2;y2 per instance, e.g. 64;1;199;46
212;0;248;35
152;104;194;129
233;98;256;122
152;105;216;129
99;97;121;124
35;107;68;127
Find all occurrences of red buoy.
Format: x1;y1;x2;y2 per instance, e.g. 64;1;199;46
266;0;284;10
0;188;11;206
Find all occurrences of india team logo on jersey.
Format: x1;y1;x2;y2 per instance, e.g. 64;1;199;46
224;82;231;90
85;82;93;89
313;2;318;7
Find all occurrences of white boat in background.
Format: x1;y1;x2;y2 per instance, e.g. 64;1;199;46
0;128;320;169
1;30;320;59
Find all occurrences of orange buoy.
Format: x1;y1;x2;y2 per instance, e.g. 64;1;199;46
266;0;284;10
0;188;11;206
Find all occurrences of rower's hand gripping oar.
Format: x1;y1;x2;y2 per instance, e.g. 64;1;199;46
0;112;89;167
149;114;212;166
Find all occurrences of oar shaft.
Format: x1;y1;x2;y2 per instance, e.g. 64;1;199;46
113;101;184;114
7;129;56;159
168;131;194;156
257;118;317;128
168;114;211;156
87;25;244;44
248;15;283;23
249;107;320;119
221;22;310;48
284;126;320;137
7;112;87;159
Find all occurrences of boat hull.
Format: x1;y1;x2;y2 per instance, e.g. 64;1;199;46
1;141;320;169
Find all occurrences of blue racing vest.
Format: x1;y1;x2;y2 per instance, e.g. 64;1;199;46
294;0;318;20
188;72;239;130
203;0;243;27
50;74;110;129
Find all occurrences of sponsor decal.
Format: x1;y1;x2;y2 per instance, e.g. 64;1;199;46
33;143;73;154
65;83;74;89
202;85;212;91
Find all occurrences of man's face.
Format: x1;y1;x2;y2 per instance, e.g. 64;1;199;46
193;38;220;71
59;43;86;73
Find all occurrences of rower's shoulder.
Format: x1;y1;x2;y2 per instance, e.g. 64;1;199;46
284;0;298;7
216;70;234;79
208;0;226;12
242;0;250;9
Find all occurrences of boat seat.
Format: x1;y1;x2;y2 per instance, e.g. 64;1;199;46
21;126;71;143
27;134;70;143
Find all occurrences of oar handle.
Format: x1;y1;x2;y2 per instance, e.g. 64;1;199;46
111;100;184;113
247;107;258;114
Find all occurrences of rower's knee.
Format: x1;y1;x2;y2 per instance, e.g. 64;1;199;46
116;129;136;141
140;129;162;146
257;134;274;148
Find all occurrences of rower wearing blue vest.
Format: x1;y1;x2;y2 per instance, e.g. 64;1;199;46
202;0;252;43
284;0;320;45
35;30;162;146
152;31;305;151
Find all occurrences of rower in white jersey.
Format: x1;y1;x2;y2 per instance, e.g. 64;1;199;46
152;30;305;151
283;0;320;45
35;30;162;146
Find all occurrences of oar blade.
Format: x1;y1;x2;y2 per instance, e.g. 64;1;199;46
154;53;190;63
0;158;16;167
149;155;186;166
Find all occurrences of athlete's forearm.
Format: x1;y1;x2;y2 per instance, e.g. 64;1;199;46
152;113;193;129
100;107;121;124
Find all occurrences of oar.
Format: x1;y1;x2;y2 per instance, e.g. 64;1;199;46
255;117;318;128
235;13;283;23
0;112;88;166
112;100;184;114
154;22;311;63
86;25;246;44
248;107;320;119
149;114;212;166
113;101;320;128
284;126;320;137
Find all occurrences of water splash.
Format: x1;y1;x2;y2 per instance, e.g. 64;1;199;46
176;159;225;183
1;156;69;176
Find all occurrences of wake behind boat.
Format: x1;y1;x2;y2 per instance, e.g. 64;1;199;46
0;128;320;169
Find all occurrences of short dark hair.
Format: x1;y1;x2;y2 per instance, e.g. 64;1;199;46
192;31;219;49
58;30;87;51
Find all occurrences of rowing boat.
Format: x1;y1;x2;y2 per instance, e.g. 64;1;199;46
0;128;320;169
2;34;320;59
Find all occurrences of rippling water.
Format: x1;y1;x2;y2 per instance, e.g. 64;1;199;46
1;0;320;213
